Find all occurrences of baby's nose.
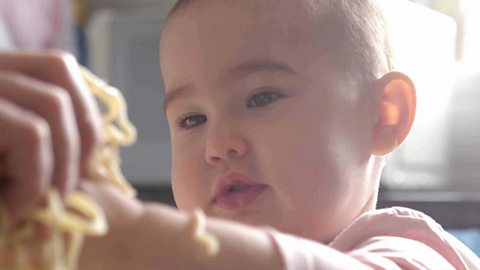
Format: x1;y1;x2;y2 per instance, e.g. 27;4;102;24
204;120;249;165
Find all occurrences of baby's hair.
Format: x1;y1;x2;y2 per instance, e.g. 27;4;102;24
167;0;394;89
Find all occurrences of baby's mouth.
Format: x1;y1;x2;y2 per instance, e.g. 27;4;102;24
227;182;250;193
212;171;269;211
214;182;268;211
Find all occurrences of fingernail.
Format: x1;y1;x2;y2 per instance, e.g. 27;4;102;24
0;202;14;231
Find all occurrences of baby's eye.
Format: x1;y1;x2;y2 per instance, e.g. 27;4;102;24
177;114;207;129
247;90;285;108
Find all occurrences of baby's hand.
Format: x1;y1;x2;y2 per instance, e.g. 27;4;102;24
0;51;102;223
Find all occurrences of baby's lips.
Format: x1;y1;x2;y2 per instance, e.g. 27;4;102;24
213;171;263;200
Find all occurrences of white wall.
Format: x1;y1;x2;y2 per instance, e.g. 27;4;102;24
87;3;175;185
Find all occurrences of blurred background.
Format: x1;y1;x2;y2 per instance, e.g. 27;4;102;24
0;0;479;254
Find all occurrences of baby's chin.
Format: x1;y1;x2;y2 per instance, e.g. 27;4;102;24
205;207;274;228
255;214;342;244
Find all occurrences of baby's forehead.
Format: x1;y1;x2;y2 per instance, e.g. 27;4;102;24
162;2;334;78
162;0;386;88
164;0;331;57
165;0;345;61
169;0;324;28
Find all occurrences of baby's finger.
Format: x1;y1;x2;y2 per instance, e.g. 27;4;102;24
0;72;79;195
0;98;53;223
0;51;102;178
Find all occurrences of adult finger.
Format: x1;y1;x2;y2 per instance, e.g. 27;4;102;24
0;98;53;223
0;51;102;177
0;71;79;194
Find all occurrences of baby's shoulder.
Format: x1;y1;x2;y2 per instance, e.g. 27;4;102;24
331;207;480;269
331;206;445;250
352;206;443;237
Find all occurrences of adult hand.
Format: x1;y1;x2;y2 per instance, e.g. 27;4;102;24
0;51;102;222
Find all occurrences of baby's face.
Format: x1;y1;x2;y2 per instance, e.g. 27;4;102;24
160;0;378;242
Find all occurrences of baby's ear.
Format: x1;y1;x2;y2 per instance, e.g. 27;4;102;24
371;72;416;156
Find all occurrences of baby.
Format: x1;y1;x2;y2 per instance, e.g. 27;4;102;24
1;0;479;269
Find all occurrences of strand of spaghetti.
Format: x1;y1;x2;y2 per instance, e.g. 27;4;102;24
80;67;137;146
66;232;84;270
79;67;137;198
80;68;119;123
88;145;136;197
33;191;108;235
191;208;220;257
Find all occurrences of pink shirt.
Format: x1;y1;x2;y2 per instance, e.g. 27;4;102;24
268;207;480;269
0;0;73;50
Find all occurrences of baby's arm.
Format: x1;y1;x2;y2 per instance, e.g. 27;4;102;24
78;182;369;270
78;181;282;270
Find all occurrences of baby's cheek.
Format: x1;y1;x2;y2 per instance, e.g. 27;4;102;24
171;173;193;211
171;160;205;211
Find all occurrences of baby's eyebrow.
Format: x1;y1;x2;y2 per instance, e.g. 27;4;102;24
227;58;299;80
164;84;193;114
164;59;298;114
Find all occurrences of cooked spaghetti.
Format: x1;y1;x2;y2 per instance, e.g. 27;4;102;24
0;67;137;270
191;208;220;257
